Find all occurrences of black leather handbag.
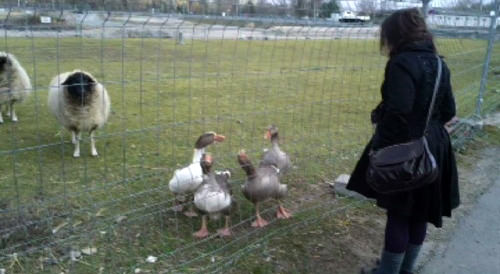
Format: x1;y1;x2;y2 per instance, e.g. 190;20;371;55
366;55;442;194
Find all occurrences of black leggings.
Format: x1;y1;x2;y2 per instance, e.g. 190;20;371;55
384;213;427;253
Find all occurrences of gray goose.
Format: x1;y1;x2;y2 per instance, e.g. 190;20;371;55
193;154;233;238
238;150;291;228
260;125;291;176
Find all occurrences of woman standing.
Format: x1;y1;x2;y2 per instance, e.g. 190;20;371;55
346;8;459;274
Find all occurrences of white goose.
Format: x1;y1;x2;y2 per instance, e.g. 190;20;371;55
168;132;225;216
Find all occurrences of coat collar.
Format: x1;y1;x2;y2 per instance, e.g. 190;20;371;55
398;40;436;54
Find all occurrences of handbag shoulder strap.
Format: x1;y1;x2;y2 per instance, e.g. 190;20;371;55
423;54;443;135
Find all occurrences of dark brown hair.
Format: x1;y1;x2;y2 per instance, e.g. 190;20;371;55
380;8;436;57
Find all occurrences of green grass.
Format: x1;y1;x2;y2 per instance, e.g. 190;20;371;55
0;34;498;273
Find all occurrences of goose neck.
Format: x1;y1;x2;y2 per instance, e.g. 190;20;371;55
192;148;205;163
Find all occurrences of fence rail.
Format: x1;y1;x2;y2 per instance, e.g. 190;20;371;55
0;7;498;273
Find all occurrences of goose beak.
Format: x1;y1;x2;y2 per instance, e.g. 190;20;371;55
214;134;226;143
264;130;271;140
205;154;213;164
238;149;247;158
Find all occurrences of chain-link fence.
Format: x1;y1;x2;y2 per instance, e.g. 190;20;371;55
0;4;498;273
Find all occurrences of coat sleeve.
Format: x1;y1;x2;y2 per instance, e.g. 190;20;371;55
371;58;416;150
439;64;456;124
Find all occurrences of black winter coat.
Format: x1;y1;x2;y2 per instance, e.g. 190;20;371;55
346;41;460;227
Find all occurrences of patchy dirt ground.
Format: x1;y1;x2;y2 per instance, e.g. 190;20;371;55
225;120;500;274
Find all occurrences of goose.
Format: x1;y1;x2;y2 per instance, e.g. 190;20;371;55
260;125;291;176
0;52;32;123
48;70;110;157
193;154;233;238
238;150;291;228
168;132;225;217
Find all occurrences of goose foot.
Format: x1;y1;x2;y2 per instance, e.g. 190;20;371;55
193;215;209;238
172;204;184;212
217;228;232;237
251;216;269;228
193;227;209;238
277;205;292;219
183;209;198;217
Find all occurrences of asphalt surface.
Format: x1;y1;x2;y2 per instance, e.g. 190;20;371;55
420;174;500;274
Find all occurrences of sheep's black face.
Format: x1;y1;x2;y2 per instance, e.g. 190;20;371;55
0;57;9;73
63;72;96;105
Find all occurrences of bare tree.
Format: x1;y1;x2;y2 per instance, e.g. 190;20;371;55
451;0;496;13
311;0;321;18
356;0;377;16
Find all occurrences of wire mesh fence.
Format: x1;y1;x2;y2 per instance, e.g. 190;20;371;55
0;5;499;273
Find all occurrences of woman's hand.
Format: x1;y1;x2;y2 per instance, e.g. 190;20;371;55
445;116;459;133
371;102;384;125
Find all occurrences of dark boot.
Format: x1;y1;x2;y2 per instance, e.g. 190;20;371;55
360;259;380;274
399;244;422;274
375;250;405;274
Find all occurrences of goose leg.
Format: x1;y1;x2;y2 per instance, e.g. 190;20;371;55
276;201;292;219
193;215;209;238
251;203;269;228
172;198;184;212
90;130;98;157
73;131;81;158
183;203;198;217
9;102;17;122
183;194;198;217
217;215;232;237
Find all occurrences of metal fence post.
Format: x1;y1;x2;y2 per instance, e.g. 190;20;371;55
476;3;498;118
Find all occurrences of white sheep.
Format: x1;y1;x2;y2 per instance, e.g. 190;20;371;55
48;70;110;158
0;52;32;123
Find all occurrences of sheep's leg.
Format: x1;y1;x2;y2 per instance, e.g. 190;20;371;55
9;102;17;122
90;130;98;157
73;131;81;158
71;131;77;144
0;105;3;124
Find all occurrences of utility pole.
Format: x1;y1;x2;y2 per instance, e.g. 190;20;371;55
475;0;499;117
422;0;431;18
